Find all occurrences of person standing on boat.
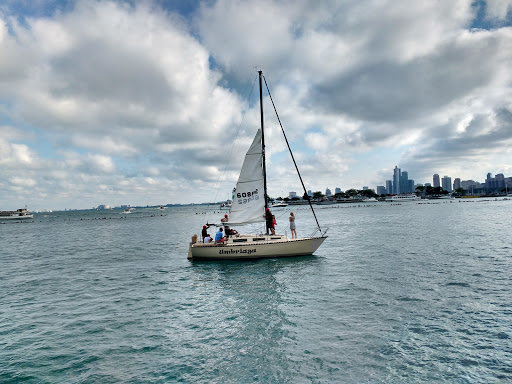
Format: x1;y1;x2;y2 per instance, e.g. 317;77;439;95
265;208;275;235
201;224;210;240
289;212;297;239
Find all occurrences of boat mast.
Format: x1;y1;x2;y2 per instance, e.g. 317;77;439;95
259;71;269;234
262;75;323;234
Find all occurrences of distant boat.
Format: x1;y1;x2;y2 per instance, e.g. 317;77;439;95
336;198;363;204
316;199;337;205
427;195;452;200
0;208;34;221
159;206;165;210
271;202;287;208
385;194;421;202
188;71;327;260
123;208;134;214
220;202;232;210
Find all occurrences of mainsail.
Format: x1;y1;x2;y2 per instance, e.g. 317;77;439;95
228;129;266;225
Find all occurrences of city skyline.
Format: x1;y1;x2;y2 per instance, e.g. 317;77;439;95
374;167;511;195
1;1;512;211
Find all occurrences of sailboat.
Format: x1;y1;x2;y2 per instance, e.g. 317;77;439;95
188;71;327;260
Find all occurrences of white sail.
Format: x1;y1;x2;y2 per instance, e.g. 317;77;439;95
228;129;266;225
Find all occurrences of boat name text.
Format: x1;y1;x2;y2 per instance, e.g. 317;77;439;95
219;248;257;255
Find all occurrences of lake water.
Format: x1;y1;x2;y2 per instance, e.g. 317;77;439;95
1;199;511;383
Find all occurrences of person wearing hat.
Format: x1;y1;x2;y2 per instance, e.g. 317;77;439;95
221;214;228;223
264;208;275;235
201;223;210;240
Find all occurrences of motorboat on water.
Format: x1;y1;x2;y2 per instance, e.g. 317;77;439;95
426;195;452;200
220;201;232;209
188;71;327;260
271;202;287;208
0;208;34;220
385;194;421;202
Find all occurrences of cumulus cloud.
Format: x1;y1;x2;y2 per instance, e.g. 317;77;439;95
1;0;511;209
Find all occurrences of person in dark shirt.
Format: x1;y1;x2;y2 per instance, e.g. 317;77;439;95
264;208;275;235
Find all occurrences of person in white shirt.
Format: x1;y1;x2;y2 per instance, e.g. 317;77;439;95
204;234;212;243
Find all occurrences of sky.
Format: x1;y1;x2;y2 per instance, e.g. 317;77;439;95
1;0;512;210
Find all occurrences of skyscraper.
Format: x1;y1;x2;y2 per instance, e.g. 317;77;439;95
401;171;409;193
393;166;400;195
408;180;415;193
386;180;392;194
442;176;452;192
453;178;461;191
433;174;440;188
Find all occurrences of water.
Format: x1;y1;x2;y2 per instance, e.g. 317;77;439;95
1;200;511;383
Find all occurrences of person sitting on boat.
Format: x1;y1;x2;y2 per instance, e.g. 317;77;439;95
264;208;275;235
215;227;226;243
226;227;238;236
204;234;212;243
221;214;228;222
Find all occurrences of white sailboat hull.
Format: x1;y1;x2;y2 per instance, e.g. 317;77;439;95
189;235;326;260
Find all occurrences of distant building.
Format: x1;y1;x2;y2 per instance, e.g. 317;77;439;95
484;173;506;190
325;188;332;196
362;186;368;190
424;183;432;187
376;186;386;195
407;180;414;193
453;178;461;191
307;190;312;197
393;166;400;194
433;174;440;188
335;187;342;194
400;171;409;193
97;204;111;210
386;180;392;194
461;180;480;190
288;192;297;199
442;176;452;192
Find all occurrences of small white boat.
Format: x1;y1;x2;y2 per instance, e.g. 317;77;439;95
316;199;337;205
271;202;287;208
385;194;421;202
426;194;452;200
0;208;34;220
188;71;327;260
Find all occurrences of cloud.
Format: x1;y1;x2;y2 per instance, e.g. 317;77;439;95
1;1;243;147
1;0;511;209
